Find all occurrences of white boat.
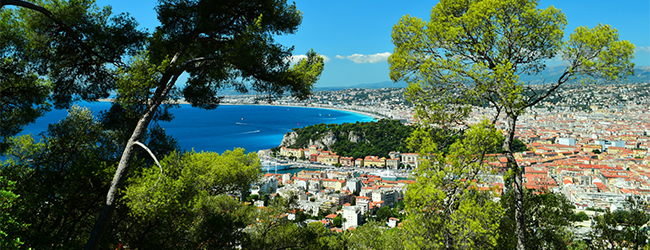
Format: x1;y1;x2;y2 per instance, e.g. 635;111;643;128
371;170;397;179
261;160;291;172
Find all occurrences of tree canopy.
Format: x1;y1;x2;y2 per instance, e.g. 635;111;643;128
588;196;650;249
1;106;123;249
2;0;325;248
403;121;504;249
498;189;577;250
389;1;635;249
0;0;146;152
123;149;260;249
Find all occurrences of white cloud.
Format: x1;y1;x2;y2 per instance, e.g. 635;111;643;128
636;46;650;53
336;52;392;64
288;54;330;64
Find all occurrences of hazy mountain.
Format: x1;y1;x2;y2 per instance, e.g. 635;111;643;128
315;81;408;91
317;66;650;91
520;65;650;84
218;66;649;95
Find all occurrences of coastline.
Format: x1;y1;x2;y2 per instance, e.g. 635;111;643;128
222;103;385;120
97;98;386;120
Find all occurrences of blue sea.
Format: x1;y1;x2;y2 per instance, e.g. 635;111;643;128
19;102;375;154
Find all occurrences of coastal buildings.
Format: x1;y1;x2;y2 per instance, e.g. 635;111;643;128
259;83;650;232
280;147;304;158
281;145;420;170
262;167;414;231
363;156;386;168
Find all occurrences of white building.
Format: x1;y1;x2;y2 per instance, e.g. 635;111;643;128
296;179;309;191
557;137;576;146
372;189;399;207
297;200;321;216
388;217;400;228
342;205;362;229
594;139;626;150
346;178;361;194
282;173;291;184
252;176;278;195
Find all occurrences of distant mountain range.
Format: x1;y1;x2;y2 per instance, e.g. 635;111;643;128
323;66;650;91
519;65;650;84
216;66;650;95
314;81;408;91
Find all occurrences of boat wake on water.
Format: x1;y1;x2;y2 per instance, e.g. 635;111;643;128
238;130;260;135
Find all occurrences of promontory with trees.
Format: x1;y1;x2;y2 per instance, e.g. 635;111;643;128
274;119;528;161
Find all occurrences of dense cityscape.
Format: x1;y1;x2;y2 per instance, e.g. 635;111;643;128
223;82;650;238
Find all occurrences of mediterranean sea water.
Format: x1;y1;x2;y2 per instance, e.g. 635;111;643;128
18;102;375;154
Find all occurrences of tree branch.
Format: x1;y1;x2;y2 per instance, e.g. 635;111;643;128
132;141;162;175
1;0;125;68
526;69;571;108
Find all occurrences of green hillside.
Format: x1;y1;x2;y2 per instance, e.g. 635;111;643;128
287;119;414;159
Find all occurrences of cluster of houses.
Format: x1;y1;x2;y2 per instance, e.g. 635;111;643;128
250;169;414;230
264;103;650;230
486;137;650;211
279;145;420;169
278;137;650;213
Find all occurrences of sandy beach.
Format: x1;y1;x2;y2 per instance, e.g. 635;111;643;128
97;98;387;120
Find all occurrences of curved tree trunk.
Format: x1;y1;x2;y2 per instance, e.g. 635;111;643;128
85;68;181;249
503;113;525;250
84;109;156;249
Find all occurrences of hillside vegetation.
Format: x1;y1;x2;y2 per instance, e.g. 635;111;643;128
281;119;527;159
287;119;414;159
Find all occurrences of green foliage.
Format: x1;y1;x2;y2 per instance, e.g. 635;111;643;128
148;0;325;109
0;56;51;153
120;149;349;249
572;211;589;222
125;149;260;218
563;24;636;84
390;0;568;128
0;106;122;249
376;206;394;223
4;0;324;248
390;2;635;249
347;221;406;250
498;189;576;250
248;194;260;202
404;121;504;249
0;0;147;151
494;137;528;153
289;119;414;158
0;105;179;249
0;176;26;249
588;196;649;249
123;149;260;249
333;214;343;228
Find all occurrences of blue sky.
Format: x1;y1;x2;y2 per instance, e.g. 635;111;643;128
97;0;650;88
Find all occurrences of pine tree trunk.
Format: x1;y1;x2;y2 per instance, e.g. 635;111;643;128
503;113;525;250
85;68;180;249
84;103;158;249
